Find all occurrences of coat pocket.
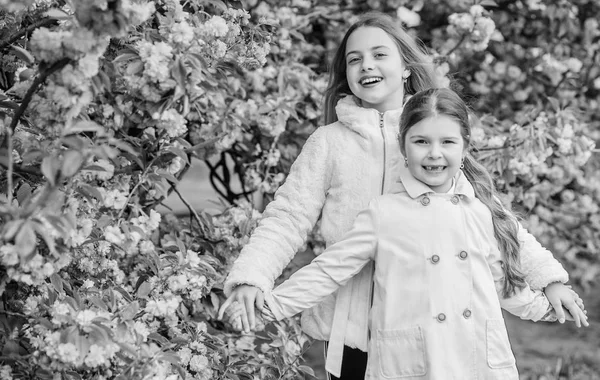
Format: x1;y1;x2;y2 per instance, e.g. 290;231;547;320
486;319;516;369
376;327;427;378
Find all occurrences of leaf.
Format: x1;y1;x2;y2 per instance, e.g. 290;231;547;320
2;220;26;243
148;332;170;346
88;296;108;311
114;286;133;302
136;281;152;299
41;156;58;185
15;222;36;258
10;45;35;65
165;147;190;165
158;352;180;364
61;150;84;178
126;60;144;75
44;8;71;20
298;365;316;378
77;184;104;203
112;53;139;63
74;334;91;359
64;120;104;136
120;301;139;320
160;172;179;184
210;291;220;311
0;100;20;110
31;220;56;254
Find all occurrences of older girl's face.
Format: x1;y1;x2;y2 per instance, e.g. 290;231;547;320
345;26;407;113
404;115;466;193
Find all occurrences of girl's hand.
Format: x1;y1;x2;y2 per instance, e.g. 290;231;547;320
217;285;264;332
219;300;246;331
544;282;589;327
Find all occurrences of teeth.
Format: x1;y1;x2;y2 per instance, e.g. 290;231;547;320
360;77;382;85
425;166;445;172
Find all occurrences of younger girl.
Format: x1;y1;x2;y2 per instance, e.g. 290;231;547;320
258;88;589;379
220;11;583;380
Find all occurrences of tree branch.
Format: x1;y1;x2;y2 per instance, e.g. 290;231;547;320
0;18;59;51
5;58;71;137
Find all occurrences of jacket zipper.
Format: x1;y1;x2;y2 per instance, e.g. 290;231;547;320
379;112;386;195
368;112;386;343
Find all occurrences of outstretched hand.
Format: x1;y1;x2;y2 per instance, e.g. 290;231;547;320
218;284;264;332
544;282;589;328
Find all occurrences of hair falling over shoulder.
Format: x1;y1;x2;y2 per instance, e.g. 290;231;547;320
322;11;444;125
461;155;527;298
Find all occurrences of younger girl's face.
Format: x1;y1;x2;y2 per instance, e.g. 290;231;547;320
345;26;407;113
404;115;466;193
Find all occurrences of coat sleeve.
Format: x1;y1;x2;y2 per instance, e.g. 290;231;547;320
489;252;552;322
223;127;332;295
263;201;379;320
517;222;569;290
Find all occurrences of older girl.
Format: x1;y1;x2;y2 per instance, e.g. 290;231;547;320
220;12;582;380
260;88;588;379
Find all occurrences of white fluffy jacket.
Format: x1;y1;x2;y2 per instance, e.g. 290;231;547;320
224;95;568;359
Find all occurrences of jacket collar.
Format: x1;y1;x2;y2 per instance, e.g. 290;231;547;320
335;95;403;136
398;166;476;200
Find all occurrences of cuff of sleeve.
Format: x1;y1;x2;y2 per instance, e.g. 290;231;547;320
531;292;552;322
263;291;286;321
527;267;569;291
223;270;274;296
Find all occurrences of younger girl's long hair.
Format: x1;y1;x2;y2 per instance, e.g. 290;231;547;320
322;11;443;125
399;88;526;297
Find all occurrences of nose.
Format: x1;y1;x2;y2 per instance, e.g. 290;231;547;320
361;56;374;71
428;143;442;159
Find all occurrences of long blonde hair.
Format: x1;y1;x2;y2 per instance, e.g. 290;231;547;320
399;88;526;297
322;11;442;125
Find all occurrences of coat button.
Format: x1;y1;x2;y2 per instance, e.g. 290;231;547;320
463;309;472;319
436;313;446;322
420;196;430;206
430;254;440;264
458;250;468;260
451;195;460;204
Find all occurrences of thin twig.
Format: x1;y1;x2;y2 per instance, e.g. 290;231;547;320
7;128;13;204
116;156;159;220
444;34;467;57
171;184;209;236
0;309;28;318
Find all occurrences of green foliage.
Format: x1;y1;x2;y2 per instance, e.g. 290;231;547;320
0;0;598;379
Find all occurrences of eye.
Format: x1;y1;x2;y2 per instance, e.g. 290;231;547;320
413;139;427;144
374;52;387;58
347;56;360;64
443;140;457;144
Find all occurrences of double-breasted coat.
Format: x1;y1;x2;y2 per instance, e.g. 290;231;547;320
265;169;552;380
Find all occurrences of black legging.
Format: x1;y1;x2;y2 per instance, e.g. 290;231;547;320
324;343;368;380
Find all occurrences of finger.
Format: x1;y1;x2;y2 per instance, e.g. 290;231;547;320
579;309;590;327
564;305;581;327
232;316;243;331
256;290;265;311
575;297;585;311
226;305;245;322
239;303;251;332
244;296;256;331
564;301;589;328
218;297;234;320
549;299;566;323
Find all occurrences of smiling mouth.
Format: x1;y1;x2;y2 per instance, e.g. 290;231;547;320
423;165;446;173
360;76;383;85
